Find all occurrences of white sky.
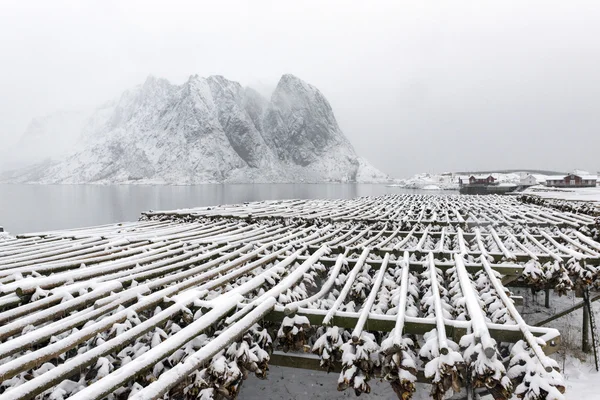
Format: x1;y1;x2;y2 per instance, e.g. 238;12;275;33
1;0;599;177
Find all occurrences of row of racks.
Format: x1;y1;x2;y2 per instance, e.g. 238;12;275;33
0;194;596;399
144;193;597;227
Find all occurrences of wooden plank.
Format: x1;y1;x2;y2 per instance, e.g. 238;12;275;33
264;309;557;346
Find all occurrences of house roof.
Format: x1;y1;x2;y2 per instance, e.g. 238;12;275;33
545;175;565;181
545;174;598;181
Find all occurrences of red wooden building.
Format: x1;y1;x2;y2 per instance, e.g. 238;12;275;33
468;175;496;185
545;173;597;188
458;175;497;187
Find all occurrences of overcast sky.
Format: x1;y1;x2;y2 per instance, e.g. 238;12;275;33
1;0;599;177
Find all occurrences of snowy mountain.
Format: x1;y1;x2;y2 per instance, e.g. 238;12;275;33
1;74;388;184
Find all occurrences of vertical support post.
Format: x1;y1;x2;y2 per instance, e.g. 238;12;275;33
583;300;590;353
545;289;550;308
591;309;600;372
466;387;474;400
465;369;474;400
583;288;599;370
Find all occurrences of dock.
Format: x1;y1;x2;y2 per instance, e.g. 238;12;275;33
0;194;595;399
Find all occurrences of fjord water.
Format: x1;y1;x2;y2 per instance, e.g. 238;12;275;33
0;184;451;234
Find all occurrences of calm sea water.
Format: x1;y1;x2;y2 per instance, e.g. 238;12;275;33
0;184;452;234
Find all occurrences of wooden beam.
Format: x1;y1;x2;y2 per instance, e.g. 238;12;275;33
534;293;600;327
264;309;558;350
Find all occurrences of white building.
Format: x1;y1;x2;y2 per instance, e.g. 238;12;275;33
519;174;538;186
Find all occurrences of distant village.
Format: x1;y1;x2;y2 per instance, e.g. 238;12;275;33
456;171;598;194
458;171;598;188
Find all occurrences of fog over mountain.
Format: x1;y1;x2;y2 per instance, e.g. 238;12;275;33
1;1;599;176
1;74;386;184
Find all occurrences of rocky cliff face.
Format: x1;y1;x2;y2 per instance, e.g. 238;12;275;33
2;74;388;184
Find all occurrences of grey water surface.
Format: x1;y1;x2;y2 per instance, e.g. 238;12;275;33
0;184;453;234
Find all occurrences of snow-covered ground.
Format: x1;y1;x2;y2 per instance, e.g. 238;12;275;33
559;357;599;398
522;186;600;203
241;368;431;399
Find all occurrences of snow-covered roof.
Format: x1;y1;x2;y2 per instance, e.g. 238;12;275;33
520;175;538;182
546;174;597;181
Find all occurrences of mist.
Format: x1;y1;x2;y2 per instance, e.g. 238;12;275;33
1;0;599;177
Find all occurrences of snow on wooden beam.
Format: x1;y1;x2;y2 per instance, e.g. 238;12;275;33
480;255;556;372
454;254;496;358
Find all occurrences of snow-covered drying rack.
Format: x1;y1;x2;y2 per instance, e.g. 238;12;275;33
0;194;598;400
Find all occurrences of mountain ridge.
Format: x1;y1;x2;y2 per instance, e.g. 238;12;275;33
1;74;388;184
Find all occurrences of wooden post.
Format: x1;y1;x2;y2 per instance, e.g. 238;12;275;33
465;370;475;400
583;302;591;352
583;288;599;370
545;289;550;308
